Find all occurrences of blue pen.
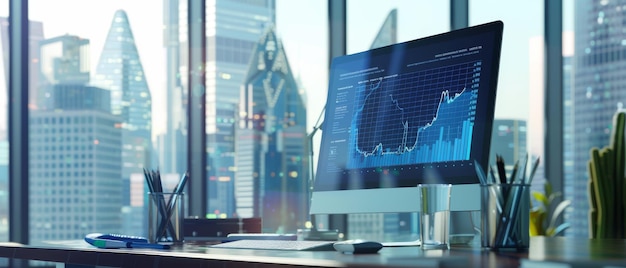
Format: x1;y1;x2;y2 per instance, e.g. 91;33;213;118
85;233;170;249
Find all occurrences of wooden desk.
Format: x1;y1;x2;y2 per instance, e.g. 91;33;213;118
0;237;623;268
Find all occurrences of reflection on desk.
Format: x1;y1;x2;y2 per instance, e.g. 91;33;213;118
0;237;622;267
522;237;626;268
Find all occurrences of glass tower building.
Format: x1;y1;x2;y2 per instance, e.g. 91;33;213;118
237;26;308;232
93;10;153;207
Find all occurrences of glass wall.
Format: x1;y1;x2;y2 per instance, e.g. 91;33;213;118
3;0;584;244
0;0;8;243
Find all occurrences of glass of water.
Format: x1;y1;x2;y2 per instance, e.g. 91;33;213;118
418;184;452;250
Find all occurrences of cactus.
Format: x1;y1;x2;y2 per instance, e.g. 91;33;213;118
588;111;626;239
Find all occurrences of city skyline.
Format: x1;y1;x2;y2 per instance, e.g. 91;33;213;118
2;1;577;140
10;1;462;142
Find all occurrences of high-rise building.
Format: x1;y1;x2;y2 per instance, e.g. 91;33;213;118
160;0;187;176
27;32;124;244
570;0;626;238
237;26;308;232
39;35;90;85
369;9;397;50
29;85;122;244
204;0;275;217
92;10;153;207
38;35;91;110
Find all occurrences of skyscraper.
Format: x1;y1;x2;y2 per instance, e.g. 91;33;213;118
93;10;153;206
38;35;90;110
204;0;275;217
571;0;626;238
369;9;397;50
30;85;122;243
160;0;187;176
237;26;308;232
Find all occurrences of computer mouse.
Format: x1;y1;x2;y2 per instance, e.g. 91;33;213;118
333;239;383;254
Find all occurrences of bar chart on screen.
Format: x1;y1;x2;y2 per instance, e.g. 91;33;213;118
348;60;482;168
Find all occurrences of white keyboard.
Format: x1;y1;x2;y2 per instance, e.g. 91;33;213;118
211;239;336;251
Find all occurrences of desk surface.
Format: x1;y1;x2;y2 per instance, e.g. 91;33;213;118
0;237;624;268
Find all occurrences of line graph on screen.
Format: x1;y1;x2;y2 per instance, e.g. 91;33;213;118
348;60;482;169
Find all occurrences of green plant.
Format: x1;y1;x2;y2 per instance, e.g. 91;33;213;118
529;181;571;237
588;111;626;239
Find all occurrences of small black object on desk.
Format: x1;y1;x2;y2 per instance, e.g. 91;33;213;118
332;239;383;254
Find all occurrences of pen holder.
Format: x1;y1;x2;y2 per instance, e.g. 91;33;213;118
148;192;185;244
480;184;530;250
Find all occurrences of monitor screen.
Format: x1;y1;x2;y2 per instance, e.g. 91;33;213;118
310;21;503;215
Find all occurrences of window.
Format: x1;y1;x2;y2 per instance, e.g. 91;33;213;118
5;0;579;245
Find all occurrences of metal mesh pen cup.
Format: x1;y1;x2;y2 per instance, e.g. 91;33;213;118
480;184;530;250
148;192;184;244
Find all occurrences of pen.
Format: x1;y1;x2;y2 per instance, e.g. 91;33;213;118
519;154;529;184
90;238;170;249
527;157;540;185
509;159;519;184
496;155;507;185
490;165;499;185
474;160;488;185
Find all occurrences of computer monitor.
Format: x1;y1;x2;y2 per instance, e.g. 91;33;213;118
310;21;503;217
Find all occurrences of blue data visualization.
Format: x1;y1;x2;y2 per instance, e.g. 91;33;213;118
347;60;481;169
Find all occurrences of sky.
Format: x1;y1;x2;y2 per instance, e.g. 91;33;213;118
0;0;562;141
